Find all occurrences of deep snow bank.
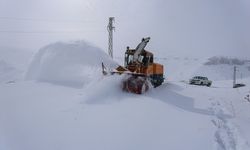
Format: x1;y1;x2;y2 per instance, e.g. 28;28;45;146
82;75;130;104
26;41;117;87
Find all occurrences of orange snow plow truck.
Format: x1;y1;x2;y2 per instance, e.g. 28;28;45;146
102;37;164;94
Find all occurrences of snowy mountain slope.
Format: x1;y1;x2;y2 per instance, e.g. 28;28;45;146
1;41;250;150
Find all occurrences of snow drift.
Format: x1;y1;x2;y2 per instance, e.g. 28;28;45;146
26;41;117;87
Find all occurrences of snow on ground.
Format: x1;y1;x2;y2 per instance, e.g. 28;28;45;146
1;41;250;150
176;79;250;150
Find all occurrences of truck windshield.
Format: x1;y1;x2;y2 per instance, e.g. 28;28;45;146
128;55;134;65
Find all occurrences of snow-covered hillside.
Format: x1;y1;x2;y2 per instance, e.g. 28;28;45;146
1;41;250;150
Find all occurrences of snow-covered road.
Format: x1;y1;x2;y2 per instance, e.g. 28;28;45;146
1;78;250;150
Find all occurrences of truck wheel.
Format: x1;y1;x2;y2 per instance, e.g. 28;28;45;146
207;83;211;87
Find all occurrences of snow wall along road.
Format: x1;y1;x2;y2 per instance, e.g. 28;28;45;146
26;41;117;88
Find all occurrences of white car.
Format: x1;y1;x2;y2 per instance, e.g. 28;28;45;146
189;76;212;87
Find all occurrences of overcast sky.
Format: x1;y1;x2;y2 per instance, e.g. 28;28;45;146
0;0;249;58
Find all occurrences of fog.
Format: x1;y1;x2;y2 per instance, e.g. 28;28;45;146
0;0;249;58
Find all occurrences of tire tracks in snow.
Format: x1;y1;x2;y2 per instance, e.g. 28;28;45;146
209;99;249;150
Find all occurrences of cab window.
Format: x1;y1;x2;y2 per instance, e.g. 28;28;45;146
125;54;134;66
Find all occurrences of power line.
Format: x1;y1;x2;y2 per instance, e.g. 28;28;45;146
0;17;106;34
0;30;105;34
0;16;99;24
